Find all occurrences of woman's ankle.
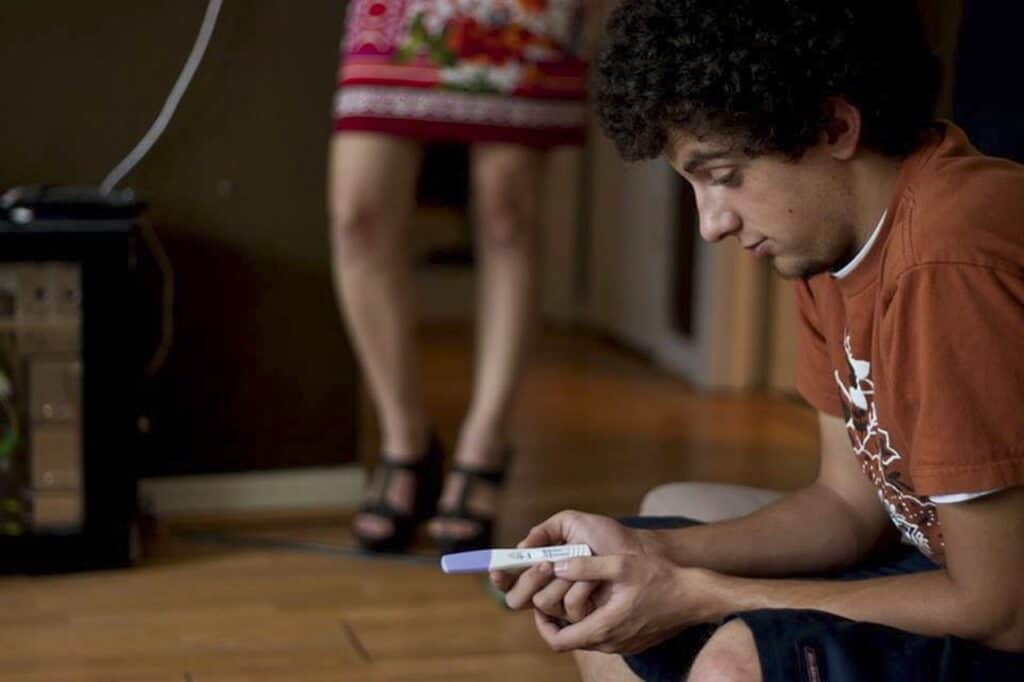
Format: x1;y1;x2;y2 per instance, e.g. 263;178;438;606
452;428;509;469
380;420;432;459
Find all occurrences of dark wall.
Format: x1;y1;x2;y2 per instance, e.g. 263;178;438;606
1;1;360;475
953;1;1024;161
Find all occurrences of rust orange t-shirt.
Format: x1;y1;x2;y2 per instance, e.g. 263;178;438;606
795;122;1024;566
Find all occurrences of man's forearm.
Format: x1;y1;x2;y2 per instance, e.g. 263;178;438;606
697;568;1024;652
648;482;892;577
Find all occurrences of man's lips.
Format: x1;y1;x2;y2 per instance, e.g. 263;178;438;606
742;238;771;258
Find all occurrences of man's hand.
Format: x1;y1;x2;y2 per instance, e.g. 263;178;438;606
532;555;715;655
491;510;662;613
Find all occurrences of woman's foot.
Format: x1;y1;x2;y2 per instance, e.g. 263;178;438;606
352;433;444;553
428;441;511;554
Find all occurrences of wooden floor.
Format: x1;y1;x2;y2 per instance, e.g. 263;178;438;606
0;325;819;681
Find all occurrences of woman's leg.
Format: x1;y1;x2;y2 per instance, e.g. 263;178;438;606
429;142;546;542
328;132;428;541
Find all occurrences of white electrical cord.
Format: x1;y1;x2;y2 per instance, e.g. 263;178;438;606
100;0;224;194
139;218;176;377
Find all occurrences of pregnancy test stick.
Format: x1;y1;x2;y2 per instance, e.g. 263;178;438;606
440;544;592;574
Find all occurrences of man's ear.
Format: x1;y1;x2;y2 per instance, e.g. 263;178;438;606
822;96;863;160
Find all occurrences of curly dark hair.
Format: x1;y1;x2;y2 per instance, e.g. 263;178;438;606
596;0;942;161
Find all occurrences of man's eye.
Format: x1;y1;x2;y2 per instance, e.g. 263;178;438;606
710;170;739;186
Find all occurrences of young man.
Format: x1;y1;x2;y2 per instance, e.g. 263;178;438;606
491;0;1024;680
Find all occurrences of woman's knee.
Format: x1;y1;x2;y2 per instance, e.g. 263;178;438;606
472;151;541;252
329;192;400;267
688;620;762;682
474;188;537;251
327;134;419;267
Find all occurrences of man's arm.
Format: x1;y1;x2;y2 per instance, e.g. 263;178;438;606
500;412;892;617
694;486;1024;651
651;412;896;576
543;486;1024;654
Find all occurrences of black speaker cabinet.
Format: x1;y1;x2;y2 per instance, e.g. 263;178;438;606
0;186;147;573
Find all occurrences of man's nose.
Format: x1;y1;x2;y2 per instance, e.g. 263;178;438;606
697;202;742;243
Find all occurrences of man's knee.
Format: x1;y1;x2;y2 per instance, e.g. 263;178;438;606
573;649;643;682
639;482;725;520
687;619;762;682
639;483;784;522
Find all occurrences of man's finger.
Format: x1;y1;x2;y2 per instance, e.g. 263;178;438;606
535;608;608;653
521;508;590;549
489;570;513;593
490;564;532;593
533;608;566;647
518;511;573;548
563;580;598;623
504;563;556;610
554;555;626;582
518;526;553;549
531;574;573;619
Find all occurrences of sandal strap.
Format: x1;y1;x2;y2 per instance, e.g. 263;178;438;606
359;498;408;521
377;447;440;474
438;454;512;523
433;507;495;527
451;464;506;486
359;435;444;523
359;464;410;520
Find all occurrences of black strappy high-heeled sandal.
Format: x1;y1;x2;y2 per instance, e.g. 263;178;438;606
430;449;511;555
352;433;444;554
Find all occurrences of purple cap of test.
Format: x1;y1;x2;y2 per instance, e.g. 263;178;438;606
440;549;492;574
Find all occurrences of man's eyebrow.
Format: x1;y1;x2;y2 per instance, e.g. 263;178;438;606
682;149;735;173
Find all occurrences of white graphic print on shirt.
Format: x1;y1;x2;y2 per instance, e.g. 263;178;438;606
834;332;941;558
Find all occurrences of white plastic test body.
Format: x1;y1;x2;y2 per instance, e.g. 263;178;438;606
440;544;592;574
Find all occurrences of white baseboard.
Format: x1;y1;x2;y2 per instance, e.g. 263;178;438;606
139;465;366;516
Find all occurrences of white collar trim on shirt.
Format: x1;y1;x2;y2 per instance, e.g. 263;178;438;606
831;210;887;279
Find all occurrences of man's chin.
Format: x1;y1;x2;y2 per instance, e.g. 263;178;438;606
771;255;828;280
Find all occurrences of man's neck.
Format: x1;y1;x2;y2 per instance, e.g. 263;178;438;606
850;153;905;251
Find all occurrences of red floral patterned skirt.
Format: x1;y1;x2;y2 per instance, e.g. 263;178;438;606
333;0;589;147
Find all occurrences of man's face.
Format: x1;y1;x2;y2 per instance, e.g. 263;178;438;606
665;131;859;279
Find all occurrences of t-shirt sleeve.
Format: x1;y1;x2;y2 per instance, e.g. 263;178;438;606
886;264;1024;495
793;279;844;417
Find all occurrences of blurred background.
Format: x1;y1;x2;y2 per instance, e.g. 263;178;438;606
0;0;965;516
